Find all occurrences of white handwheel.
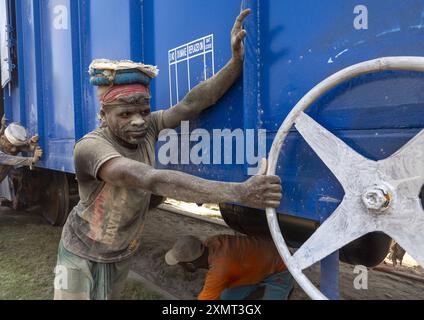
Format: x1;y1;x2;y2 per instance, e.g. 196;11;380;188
266;57;424;300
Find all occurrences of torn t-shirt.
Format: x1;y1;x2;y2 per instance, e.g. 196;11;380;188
61;110;165;263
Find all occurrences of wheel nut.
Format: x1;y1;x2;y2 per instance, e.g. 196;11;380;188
362;185;392;212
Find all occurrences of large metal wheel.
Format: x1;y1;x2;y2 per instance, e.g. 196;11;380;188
266;57;424;300
40;171;70;226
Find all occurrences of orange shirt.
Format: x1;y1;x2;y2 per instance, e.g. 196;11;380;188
198;235;286;300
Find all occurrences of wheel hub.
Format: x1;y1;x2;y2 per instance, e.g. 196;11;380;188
362;183;393;212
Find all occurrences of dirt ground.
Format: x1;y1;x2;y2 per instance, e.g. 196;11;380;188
1;204;424;300
132;207;235;300
133;207;424;300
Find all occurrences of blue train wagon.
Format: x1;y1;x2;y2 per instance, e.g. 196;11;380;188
1;0;424;299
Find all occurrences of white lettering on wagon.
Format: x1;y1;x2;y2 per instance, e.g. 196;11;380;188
168;35;215;106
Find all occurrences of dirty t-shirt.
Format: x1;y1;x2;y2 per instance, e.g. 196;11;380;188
198;235;286;300
61;111;165;263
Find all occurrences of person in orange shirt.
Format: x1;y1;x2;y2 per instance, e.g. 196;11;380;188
165;234;294;300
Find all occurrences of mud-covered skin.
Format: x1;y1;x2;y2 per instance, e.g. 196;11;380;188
98;9;282;210
0;134;43;162
0;135;19;155
0;128;43;183
101;103;152;147
101;156;281;210
0;116;42;159
0;115;6;136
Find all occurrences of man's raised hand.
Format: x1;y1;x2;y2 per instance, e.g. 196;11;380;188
231;8;251;61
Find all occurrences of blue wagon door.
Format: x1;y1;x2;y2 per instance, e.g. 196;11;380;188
0;0;12;87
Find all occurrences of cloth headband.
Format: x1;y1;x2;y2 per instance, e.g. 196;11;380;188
100;84;150;106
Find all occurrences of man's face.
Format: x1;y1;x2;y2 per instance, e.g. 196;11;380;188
103;103;152;145
0;135;19;155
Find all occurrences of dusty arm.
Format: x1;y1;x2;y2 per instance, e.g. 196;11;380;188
98;157;282;209
0;115;6;136
0;151;34;167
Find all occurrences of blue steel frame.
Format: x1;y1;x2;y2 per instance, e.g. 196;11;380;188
70;0;84;141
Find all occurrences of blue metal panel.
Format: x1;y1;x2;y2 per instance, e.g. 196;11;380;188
246;0;424;220
68;0;83;143
38;0;75;172
259;0;424;131
145;0;246;181
15;0;35;140
320;251;340;300
79;0;144;134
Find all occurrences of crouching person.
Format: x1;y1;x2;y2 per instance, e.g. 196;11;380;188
0;116;43;203
165;235;294;300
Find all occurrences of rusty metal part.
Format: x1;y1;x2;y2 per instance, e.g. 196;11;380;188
40;171;70;226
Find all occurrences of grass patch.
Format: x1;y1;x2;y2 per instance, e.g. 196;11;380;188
0;211;61;300
121;280;163;300
0;208;163;300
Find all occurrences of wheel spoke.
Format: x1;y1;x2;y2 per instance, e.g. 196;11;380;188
383;201;424;267
379;129;424;196
295;112;375;192
291;198;374;271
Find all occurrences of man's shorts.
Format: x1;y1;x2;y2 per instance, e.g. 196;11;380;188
53;241;131;300
220;270;295;300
